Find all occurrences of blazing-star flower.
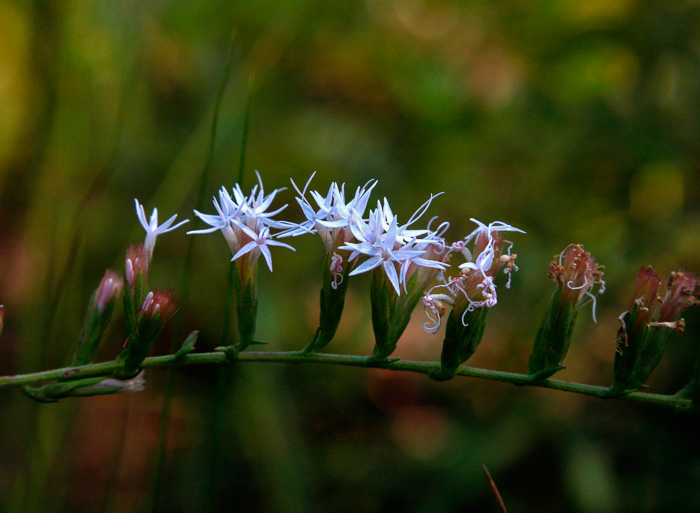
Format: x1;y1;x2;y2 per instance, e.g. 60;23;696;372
341;194;448;295
424;219;523;332
232;224;294;272
424;219;524;380
188;172;294;271
277;174;379;353
134;199;189;260
283;173;377;250
188;172;294;350
337;194;451;358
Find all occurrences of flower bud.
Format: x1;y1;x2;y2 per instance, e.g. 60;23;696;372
528;244;604;379
610;268;698;395
124;244;150;333
72;270;124;366
116;289;177;379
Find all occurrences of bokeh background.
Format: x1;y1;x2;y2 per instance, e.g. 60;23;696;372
1;0;700;511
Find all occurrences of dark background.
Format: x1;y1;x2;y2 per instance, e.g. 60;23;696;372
0;0;699;511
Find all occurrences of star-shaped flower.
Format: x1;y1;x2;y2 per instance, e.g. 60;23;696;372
232;224;295;272
135;199;189;259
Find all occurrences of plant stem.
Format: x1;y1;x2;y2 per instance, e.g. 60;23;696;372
1;349;695;412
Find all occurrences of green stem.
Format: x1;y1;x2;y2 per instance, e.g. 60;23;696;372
1;350;695;412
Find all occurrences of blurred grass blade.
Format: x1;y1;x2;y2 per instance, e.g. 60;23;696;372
149;25;239;513
483;464;509;513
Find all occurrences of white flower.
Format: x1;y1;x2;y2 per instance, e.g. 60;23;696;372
134;199;189;259
230;171;289;229
281;173;377;252
232;224;295;272
188;189;242;252
187;173;294;272
422;293;453;333
342;204;448;295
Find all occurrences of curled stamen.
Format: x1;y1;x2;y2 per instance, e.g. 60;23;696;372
421;293;453;333
567;277;589;291
422;295;442;333
330;252;344;290
451;241;465;252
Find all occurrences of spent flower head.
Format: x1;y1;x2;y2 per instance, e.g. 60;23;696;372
548;244;605;321
425;218;524;330
611;267;699;394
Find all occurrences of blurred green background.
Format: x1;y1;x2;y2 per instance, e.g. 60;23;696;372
1;0;700;511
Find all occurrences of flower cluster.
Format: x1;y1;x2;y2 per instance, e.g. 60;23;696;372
278;175;453;355
188;171;294;271
423;219;524;333
422;219;524;379
339;195;450;295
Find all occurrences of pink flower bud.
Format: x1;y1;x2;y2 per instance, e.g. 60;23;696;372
125;244;150;291
95;270;124;314
140;290;178;321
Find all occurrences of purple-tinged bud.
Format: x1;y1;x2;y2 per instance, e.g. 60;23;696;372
611;268;699;396
116;289;177;379
72;270;124;366
140;290;178;322
95;270;124;314
528;244;605;379
125;244;150;292
124;244;150;334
